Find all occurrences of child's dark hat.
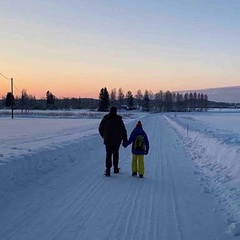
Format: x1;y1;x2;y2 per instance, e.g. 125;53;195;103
136;121;142;128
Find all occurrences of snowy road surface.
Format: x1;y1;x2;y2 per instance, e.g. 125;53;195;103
0;114;235;240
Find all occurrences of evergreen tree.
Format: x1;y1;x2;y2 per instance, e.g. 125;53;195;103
5;92;15;107
46;91;55;106
98;87;109;111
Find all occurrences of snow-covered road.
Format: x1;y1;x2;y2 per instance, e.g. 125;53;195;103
0;114;235;239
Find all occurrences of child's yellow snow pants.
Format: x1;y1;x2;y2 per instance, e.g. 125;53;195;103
132;154;144;175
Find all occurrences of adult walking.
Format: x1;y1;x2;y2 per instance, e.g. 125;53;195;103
99;107;128;176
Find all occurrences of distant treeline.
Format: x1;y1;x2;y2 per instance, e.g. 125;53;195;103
1;87;237;112
98;87;209;112
1;94;99;111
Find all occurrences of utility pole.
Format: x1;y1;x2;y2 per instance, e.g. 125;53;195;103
11;78;13;119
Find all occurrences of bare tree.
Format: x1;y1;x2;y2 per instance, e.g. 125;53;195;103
125;90;134;107
21;89;28;113
142;90;150;111
117;88;124;106
110;88;117;106
135;89;143;109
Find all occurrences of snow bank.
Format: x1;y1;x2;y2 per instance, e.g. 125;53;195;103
0;135;95;206
164;114;240;223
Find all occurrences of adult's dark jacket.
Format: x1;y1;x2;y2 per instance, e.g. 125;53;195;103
99;113;127;146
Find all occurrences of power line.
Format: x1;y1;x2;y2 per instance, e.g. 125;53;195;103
14;84;21;93
0;72;10;80
0;73;21;91
1;73;25;95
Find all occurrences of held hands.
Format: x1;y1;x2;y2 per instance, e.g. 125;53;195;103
122;141;128;148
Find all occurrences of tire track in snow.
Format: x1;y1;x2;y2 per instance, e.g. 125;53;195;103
47;177;107;239
146;114;166;239
105;177;143;240
161;132;186;240
143;114;186;240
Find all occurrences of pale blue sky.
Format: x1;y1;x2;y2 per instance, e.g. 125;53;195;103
1;0;240;98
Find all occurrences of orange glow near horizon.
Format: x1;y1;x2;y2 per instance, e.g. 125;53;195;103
1;69;239;100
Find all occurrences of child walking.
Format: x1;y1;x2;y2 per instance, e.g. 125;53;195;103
125;121;149;178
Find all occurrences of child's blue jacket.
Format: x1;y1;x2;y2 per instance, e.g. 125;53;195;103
127;127;149;155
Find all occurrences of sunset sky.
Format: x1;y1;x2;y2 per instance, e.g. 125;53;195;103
1;0;240;99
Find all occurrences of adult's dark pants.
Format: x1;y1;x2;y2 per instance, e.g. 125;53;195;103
105;144;120;170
